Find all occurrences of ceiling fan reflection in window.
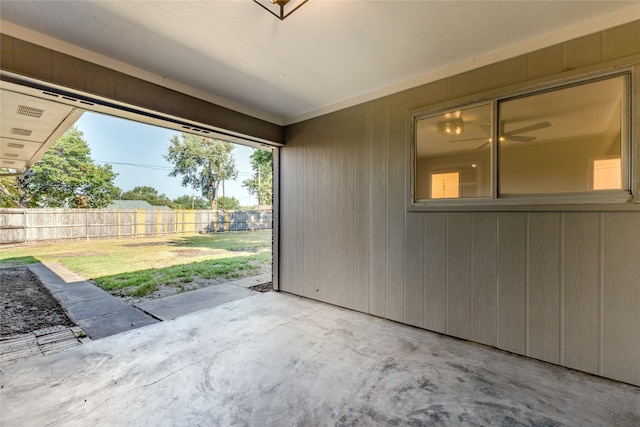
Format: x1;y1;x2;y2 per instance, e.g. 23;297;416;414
449;121;551;150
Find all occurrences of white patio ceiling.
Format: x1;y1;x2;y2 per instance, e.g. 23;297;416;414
2;1;639;127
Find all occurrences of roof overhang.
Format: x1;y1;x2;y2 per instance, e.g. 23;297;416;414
0;80;83;174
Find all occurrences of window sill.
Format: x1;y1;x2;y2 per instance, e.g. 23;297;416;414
409;192;639;212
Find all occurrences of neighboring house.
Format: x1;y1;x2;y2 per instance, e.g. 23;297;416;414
106;200;172;211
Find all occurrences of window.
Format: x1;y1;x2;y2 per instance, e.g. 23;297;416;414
412;73;631;206
415;103;492;200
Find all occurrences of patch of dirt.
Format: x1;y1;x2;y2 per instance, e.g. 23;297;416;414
118;267;273;305
1;265;273;335
56;251;104;258
249;282;273;293
229;247;260;253
0;267;75;336
174;249;225;258
122;242;167;248
114;278;219;304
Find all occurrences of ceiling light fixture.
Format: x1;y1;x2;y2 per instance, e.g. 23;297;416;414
253;0;309;21
438;118;464;136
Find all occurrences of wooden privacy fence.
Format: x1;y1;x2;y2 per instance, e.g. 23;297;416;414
0;208;272;244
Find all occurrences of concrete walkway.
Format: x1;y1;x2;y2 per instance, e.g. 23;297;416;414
1;292;638;426
29;262;158;339
135;273;271;320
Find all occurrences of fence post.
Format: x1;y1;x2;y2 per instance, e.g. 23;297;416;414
23;209;27;244
85;209;89;240
134;209;138;238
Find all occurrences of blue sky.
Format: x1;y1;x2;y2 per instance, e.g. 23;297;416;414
74;112;258;206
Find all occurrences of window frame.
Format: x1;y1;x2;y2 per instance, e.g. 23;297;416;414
409;67;638;211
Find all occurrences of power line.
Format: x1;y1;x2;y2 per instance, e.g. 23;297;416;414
95;160;172;171
95;160;256;176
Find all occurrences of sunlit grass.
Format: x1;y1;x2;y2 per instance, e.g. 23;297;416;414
0;231;272;298
0;231;272;279
95;252;270;297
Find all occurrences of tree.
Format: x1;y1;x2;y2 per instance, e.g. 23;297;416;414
121;186;174;208
0;170;26;208
164;133;237;210
217;196;240;210
242;149;272;207
0;127;119;208
173;194;209;210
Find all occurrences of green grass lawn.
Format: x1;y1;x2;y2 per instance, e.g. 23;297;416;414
0;231;272;297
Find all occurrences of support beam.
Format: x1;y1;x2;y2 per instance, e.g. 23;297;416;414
0;34;284;145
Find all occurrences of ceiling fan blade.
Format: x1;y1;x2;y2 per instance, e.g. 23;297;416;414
504;135;536;143
449;137;487;143
474;140;490;150
503;121;551;136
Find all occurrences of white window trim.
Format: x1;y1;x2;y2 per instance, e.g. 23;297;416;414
409;66;639;212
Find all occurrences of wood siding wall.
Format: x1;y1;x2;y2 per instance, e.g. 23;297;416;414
280;20;640;386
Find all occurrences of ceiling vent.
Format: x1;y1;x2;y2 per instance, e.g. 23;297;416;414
16;105;45;118
10;128;33;137
7;142;25;149
5;153;19;158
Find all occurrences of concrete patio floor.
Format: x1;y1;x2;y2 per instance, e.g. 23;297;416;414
1;292;638;426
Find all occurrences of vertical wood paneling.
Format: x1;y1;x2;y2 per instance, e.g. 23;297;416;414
446;213;472;340
424;213;447;333
287;128;306;297
405;212;424;327
353;105;371;313
386;92;406;322
315;123;328;301
404;87;426;328
563;212;600;375
369;98;388;317
324;116;341;305
292;141;306;297
471;212;497;347
497;213;527;354
279;134;293;293
528;212;561;364
303;126;316;299
340;110;356;309
602;213;640;385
